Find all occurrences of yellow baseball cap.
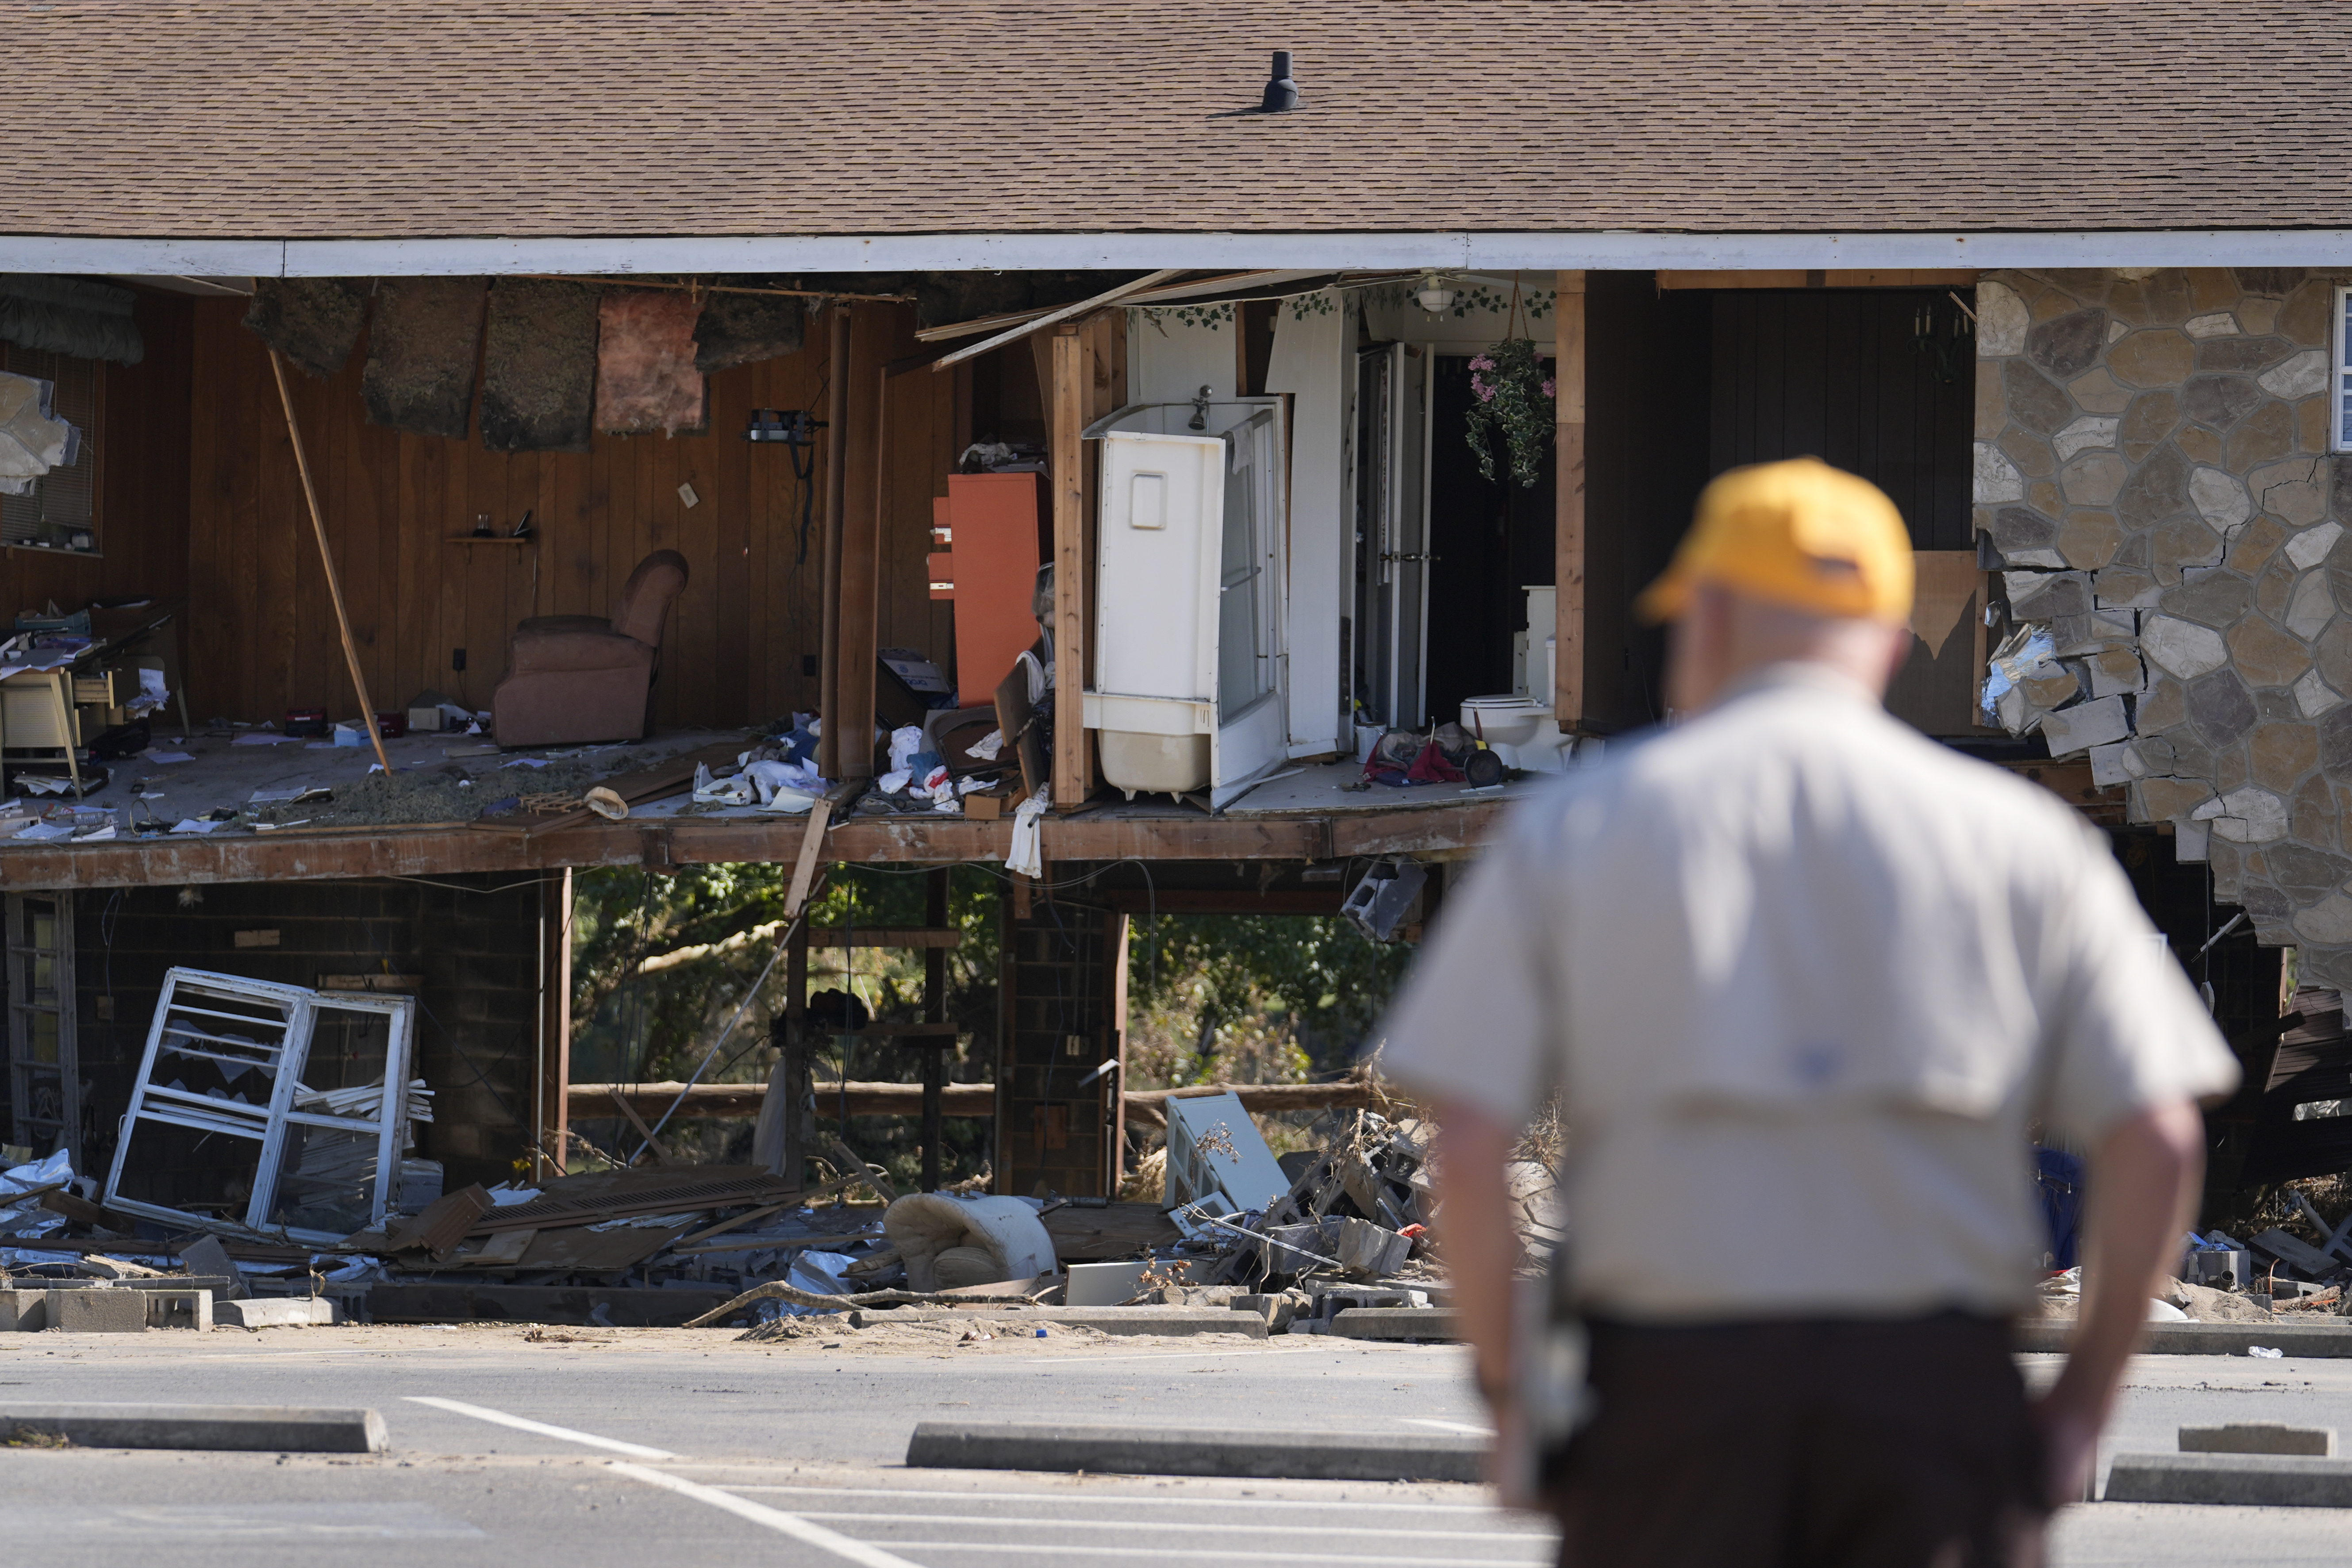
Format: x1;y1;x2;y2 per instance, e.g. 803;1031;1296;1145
1636;457;1914;624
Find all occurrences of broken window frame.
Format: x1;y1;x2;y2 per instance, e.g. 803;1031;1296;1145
102;967;415;1241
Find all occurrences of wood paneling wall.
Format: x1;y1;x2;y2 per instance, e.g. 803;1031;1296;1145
0;288;194;627
179;297;959;730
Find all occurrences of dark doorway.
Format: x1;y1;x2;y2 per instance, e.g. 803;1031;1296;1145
1580;277;1977;732
1423;354;1556;724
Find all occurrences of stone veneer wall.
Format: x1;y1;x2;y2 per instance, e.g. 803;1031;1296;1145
1975;267;2352;984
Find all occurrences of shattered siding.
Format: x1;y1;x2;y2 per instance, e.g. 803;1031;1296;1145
1975;267;2352;981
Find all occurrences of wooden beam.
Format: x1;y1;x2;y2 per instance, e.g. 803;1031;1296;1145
572;1076;1387;1124
536;868;573;1181
804;926;961;949
576;1080;996;1120
267;350;392;776
1656;269;1979;291
1554;271;1587;729
0;796;1515;888
1049;324;1092;806
817;303;851;776
835;304;885;778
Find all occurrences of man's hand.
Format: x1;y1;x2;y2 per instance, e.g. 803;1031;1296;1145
2031;1099;2205;1507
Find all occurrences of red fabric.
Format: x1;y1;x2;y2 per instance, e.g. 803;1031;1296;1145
1405;742;1465;784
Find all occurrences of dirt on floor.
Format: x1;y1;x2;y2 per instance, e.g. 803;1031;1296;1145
266;757;614;827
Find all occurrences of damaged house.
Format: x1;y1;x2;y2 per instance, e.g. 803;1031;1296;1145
0;4;2345;1313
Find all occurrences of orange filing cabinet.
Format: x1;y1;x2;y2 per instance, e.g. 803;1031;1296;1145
930;472;1045;707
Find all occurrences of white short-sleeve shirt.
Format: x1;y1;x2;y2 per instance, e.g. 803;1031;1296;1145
1379;662;2240;1322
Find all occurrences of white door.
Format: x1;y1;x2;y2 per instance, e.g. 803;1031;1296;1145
1351;345;1431;729
1211;407;1288;807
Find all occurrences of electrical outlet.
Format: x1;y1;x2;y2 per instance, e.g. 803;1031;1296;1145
802;653;819;677
451;648;467;672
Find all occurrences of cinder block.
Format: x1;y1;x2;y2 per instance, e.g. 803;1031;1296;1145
49;1288;150;1334
0;1288;49;1331
2182;1423;2337;1457
143;1289;212;1332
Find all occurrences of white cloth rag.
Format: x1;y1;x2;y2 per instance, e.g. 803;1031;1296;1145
1006;786;1049;879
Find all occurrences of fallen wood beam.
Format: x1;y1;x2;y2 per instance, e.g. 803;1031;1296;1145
573;1080;998;1120
570;1078;1389;1124
1119;1081;1389;1129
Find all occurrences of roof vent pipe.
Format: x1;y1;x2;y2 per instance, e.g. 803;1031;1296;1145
1261;50;1301;112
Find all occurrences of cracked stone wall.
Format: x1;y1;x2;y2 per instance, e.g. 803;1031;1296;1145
1975;266;2352;984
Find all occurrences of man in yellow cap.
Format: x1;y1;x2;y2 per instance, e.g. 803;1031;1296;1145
1378;458;2237;1565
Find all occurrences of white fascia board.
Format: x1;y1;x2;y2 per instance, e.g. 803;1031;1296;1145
13;229;2352;277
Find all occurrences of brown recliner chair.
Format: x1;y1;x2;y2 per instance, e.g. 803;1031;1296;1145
492;550;689;747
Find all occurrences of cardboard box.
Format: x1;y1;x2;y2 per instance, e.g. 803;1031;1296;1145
965;792;1004;820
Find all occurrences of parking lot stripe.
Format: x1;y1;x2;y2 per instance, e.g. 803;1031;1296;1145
403;1395;676;1458
609;1462;926;1568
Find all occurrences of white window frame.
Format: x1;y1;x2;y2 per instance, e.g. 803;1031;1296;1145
2334;285;2352;453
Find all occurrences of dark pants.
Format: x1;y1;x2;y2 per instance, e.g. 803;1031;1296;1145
1549;1314;2045;1568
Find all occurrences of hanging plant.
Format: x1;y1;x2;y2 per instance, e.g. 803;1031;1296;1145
1464;336;1556;489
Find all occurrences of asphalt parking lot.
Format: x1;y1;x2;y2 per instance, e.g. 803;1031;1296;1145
3;1326;2349;1566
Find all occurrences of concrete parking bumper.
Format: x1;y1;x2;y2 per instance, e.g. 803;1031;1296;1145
905;1420;1483;1482
2105;1452;2352;1507
0;1403;388;1453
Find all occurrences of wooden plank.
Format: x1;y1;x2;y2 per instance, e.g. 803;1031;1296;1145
1554;272;1587;729
574;1080;995;1120
803;926;961;949
818;304;853;774
1656;269;1979;291
0;796;1514;888
1049;324;1088;804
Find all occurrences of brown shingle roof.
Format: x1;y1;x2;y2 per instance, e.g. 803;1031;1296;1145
13;1;2352;239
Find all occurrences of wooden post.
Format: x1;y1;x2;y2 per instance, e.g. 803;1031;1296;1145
536;868;573;1180
1106;911;1130;1192
817;304;852;776
1049;324;1091;806
919;867;949;1192
1554;273;1587;730
836;306;884;778
267;350;392;775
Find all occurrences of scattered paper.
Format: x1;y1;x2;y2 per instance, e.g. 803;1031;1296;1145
502;757;553;769
169;819;221;835
14;822;69;841
73;825;116;841
146;751;194;764
232;732;294;746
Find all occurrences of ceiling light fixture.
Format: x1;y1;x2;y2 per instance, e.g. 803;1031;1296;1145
1415;273;1457;314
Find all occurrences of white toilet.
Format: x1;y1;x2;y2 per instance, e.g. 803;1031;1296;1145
1460;586;1572;772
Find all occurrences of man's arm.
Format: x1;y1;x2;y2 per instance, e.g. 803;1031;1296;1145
1430;1097;1522;1410
2035;1098;2205;1503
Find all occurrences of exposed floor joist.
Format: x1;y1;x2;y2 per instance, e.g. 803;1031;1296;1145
0;799;1507;889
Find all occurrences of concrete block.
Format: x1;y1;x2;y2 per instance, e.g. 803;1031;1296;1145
143;1289;212;1332
2106;1452;2352;1507
217;1296;338;1330
0;1287;48;1331
1329;1307;1460;1342
848;1306;1266;1338
2014;1320;2352;1357
906;1421;1483;1482
1229;1294;1297;1333
2182;1423;2337;1457
0;1402;387;1453
48;1287;150;1334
